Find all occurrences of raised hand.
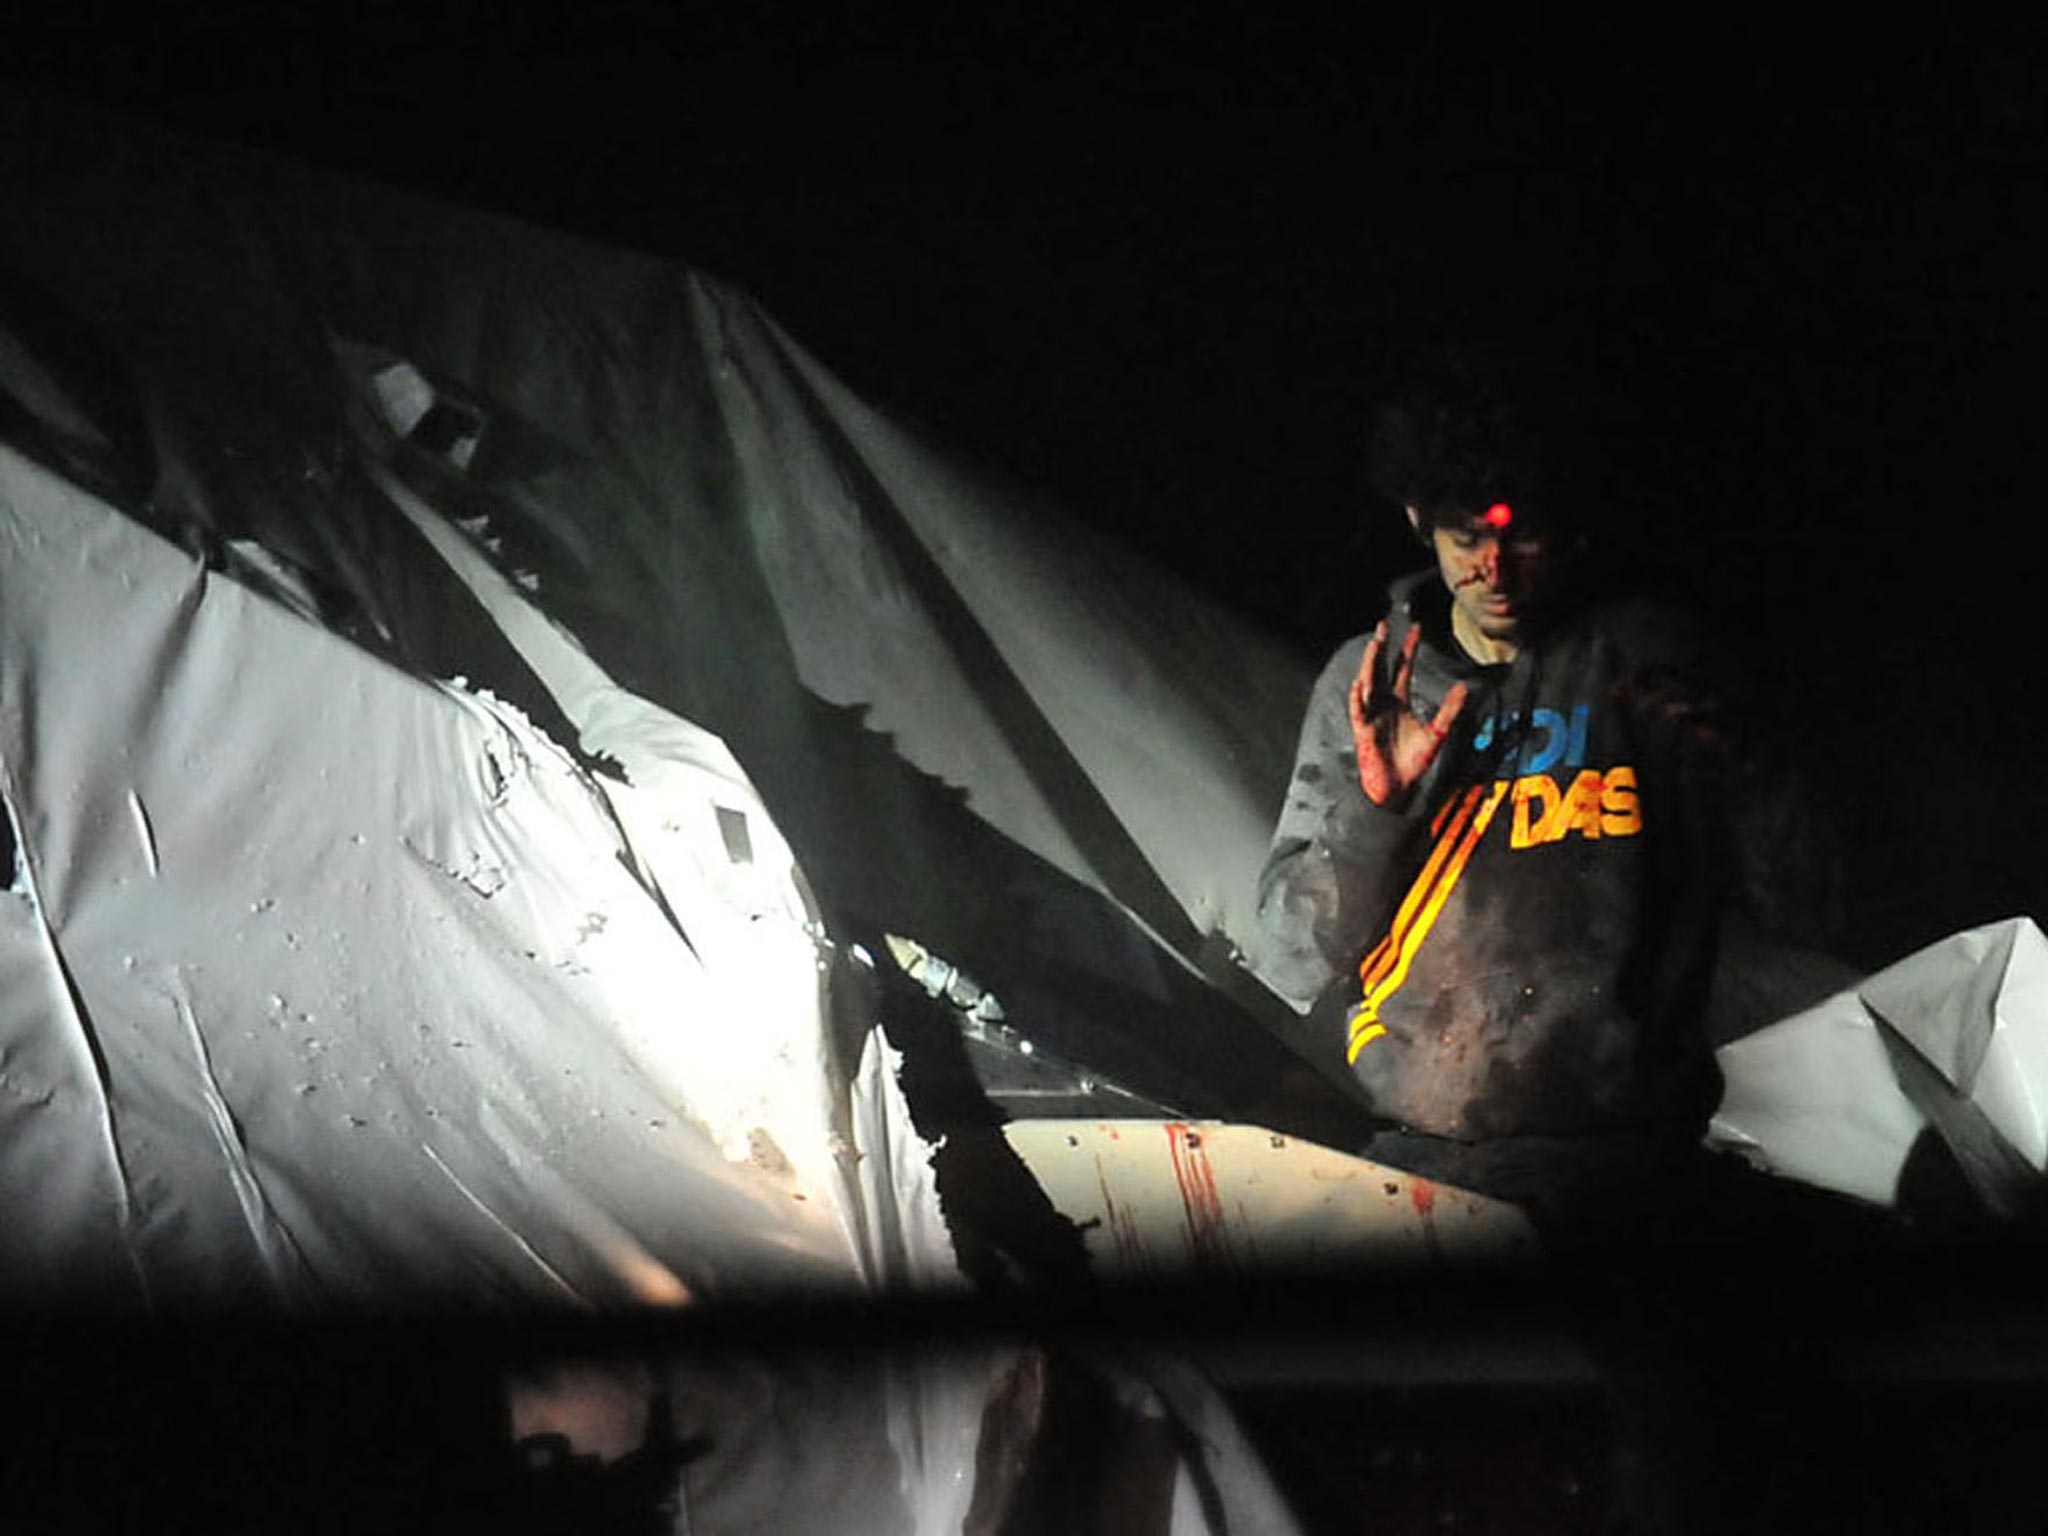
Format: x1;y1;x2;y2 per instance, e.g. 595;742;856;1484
1348;621;1468;807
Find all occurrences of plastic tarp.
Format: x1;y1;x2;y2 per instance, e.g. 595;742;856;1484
1711;916;2048;1212
0;97;1314;1533
0;428;920;1308
0;93;1320;1130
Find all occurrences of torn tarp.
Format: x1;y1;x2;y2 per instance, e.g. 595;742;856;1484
0;91;1326;1128
0;344;1305;1533
0;99;1322;1533
0;436;915;1308
1710;916;2048;1214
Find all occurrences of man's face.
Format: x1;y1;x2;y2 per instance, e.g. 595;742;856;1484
1426;509;1556;648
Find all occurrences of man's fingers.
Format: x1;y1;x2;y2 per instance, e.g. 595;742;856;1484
1348;677;1386;799
1357;621;1388;703
1391;623;1421;703
1428;682;1471;747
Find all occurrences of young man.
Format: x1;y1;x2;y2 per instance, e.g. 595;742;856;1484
1251;357;1835;1237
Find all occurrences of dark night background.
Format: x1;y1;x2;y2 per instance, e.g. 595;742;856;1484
6;14;2048;1532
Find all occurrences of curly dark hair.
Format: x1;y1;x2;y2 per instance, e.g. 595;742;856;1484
1365;344;1563;535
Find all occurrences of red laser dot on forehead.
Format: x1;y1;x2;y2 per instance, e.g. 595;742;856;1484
1483;503;1513;528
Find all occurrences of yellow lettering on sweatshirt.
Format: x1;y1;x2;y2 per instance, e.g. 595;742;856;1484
1347;764;1643;1058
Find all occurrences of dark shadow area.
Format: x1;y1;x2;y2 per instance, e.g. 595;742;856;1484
7;1232;2048;1534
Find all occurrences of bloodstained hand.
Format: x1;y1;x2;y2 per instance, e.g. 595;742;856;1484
1348;621;1469;807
